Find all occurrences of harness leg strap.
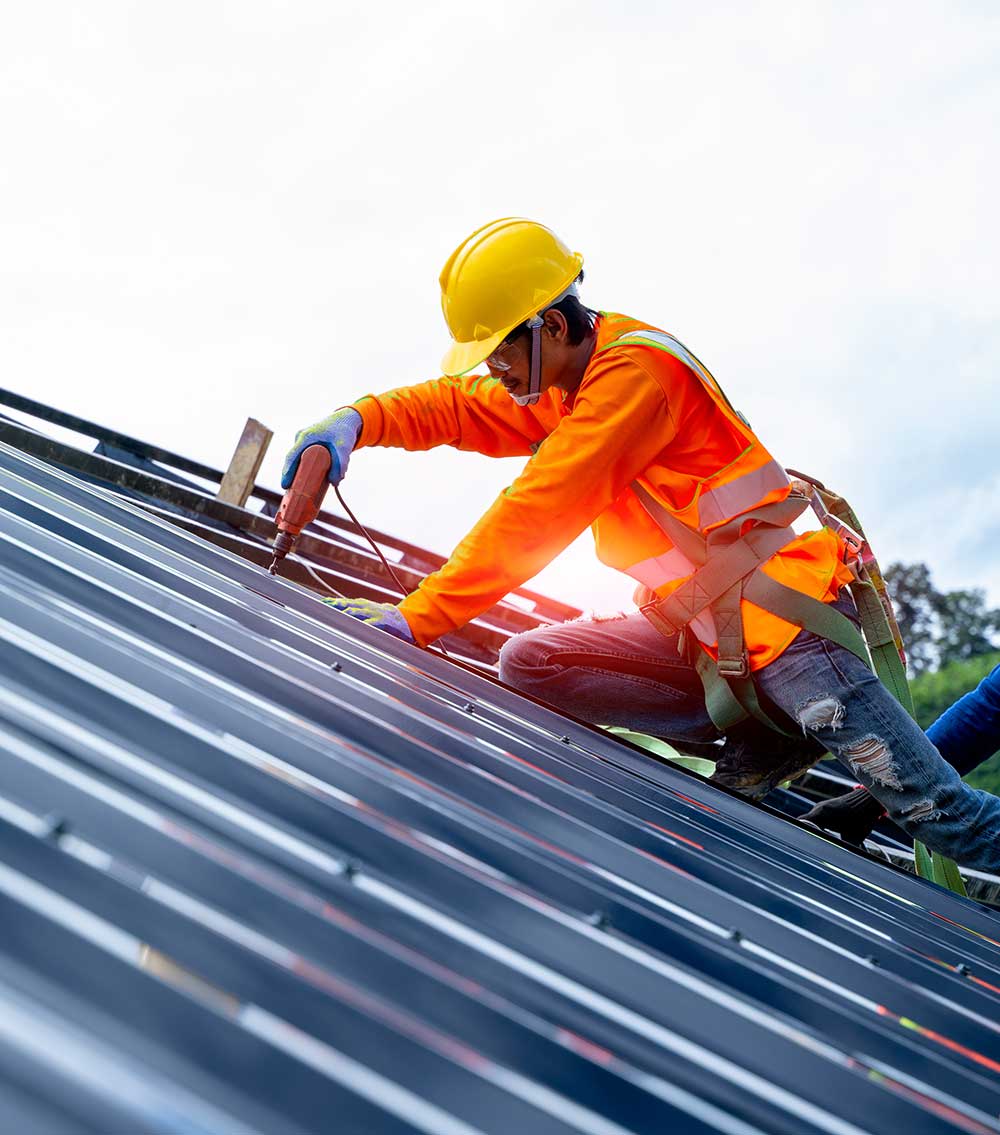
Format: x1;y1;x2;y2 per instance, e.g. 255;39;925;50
694;650;797;737
742;573;870;667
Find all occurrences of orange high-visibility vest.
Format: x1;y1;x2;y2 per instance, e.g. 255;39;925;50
600;327;793;650
593;323;852;669
353;312;853;661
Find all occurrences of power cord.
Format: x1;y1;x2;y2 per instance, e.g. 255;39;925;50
334;485;410;597
333;484;452;660
300;559;346;598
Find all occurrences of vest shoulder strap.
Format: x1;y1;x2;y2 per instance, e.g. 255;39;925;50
602;329;749;426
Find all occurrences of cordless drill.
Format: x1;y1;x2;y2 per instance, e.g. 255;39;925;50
268;444;332;574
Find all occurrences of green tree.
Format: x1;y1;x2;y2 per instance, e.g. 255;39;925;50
908;652;1000;795
884;562;1000;673
934;588;1000;665
884;561;938;673
910;651;1000;728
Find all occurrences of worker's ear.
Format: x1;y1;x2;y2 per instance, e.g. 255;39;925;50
542;307;569;342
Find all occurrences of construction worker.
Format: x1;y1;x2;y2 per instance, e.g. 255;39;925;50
282;217;1000;871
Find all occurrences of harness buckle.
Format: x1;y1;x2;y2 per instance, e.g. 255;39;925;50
716;652;750;680
828;518;867;565
640;598;679;639
802;484;868;566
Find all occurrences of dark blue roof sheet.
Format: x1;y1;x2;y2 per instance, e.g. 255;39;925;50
3;438;1000;1134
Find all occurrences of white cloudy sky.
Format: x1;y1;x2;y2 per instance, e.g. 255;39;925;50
3;1;999;614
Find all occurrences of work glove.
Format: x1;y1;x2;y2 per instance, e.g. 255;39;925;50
281;407;363;489
799;786;885;845
321;597;416;645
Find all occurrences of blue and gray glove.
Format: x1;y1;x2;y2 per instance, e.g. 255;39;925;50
281;407;363;489
321;597;416;645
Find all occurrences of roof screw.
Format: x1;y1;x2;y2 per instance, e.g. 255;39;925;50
559;735;571;744
585;910;610;930
331;662;343;673
865;954;880;967
339;859;358;881
41;814;70;841
462;702;474;713
728;927;743;943
956;963;972;977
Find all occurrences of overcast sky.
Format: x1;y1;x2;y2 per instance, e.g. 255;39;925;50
3;1;999;614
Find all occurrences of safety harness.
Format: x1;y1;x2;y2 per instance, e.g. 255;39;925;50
607;328;908;735
634;474;890;735
609;324;962;888
788;474;913;714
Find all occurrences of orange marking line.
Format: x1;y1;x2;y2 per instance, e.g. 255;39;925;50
646;821;705;850
670;791;718;814
877;1005;1000;1075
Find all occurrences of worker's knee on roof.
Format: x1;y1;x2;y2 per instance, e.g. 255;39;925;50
499;628;558;690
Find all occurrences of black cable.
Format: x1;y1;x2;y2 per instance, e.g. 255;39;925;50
334;485;410;597
334;484;451;660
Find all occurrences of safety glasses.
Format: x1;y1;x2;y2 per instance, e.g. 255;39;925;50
485;334;521;372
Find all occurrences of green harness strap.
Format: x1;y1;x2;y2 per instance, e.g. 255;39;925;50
695;650;797;737
745;573;870;664
849;577;914;712
796;478;966;895
634;485;810;714
679;482;894;736
809;484;915;713
692;571;871;737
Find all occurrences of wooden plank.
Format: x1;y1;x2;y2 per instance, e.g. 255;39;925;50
216;417;273;507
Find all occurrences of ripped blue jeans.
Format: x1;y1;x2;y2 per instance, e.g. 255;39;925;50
498;604;1000;871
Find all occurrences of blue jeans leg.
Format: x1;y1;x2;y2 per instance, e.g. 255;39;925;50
498;612;718;743
756;630;1000;871
501;607;1000;870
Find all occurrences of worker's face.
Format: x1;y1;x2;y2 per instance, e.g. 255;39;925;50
484;310;570;401
485;333;531;399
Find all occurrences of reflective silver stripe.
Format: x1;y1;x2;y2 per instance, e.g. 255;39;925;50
610;329;728;399
610;328;753;433
697;459;791;530
625;555;719;647
614;331;790;530
625;547;700;589
689;609;718;647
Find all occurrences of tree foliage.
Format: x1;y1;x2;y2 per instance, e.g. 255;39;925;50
909;651;1000;729
908;652;1000;795
935;589;1000;666
884;562;938;674
884;561;1000;675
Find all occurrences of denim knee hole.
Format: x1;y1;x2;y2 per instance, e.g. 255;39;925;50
843;734;903;792
795;695;846;733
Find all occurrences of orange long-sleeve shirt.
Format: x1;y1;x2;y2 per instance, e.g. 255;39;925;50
352;313;851;662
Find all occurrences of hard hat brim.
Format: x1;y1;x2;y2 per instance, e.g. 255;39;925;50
440;330;508;378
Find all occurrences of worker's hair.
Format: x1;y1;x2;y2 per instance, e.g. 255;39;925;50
504;271;598;347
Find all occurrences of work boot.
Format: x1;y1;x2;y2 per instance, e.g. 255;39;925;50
800;786;886;845
709;724;825;801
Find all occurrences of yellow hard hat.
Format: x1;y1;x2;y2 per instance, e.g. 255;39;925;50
439;218;584;377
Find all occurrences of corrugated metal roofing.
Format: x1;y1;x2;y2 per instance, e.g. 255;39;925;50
0;387;580;667
3;432;1000;1134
